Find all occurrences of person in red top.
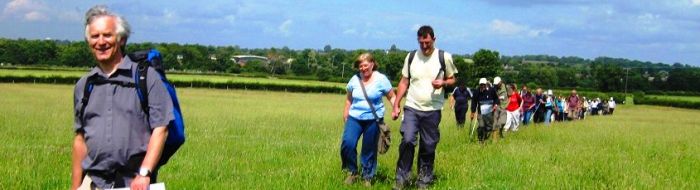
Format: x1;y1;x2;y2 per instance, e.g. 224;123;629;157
504;84;523;132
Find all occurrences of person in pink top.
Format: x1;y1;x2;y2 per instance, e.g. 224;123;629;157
504;84;523;132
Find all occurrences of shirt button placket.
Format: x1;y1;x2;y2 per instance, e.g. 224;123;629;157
106;85;114;143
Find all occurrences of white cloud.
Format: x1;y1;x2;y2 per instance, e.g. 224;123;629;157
278;19;293;36
528;29;554;37
411;24;422;31
24;10;46;21
490;19;525;35
693;0;700;6
224;15;236;24
2;0;48;22
343;28;357;35
490;19;553;38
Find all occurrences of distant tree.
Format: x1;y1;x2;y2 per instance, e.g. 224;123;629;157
323;44;332;53
591;61;624;92
472;49;502;79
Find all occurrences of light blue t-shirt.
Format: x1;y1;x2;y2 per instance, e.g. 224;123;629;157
347;72;393;120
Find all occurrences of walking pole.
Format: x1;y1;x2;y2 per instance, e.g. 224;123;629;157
470;116;478;142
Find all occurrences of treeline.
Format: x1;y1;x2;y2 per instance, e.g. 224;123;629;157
2;38;700;93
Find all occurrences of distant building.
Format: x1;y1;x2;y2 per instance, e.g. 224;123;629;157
231;55;270;66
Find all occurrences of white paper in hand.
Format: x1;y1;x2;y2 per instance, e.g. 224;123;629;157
111;183;165;190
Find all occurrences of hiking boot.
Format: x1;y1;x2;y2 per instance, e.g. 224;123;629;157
363;179;372;187
392;181;405;190
417;182;430;189
344;173;358;185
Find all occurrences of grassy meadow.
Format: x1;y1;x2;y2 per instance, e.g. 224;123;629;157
0;68;345;88
1;83;699;189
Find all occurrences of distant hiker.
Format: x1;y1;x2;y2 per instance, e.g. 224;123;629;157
520;85;535;125
544;90;554;126
533;88;546;123
450;82;472;128
582;97;589;119
470;78;499;144
72;5;173;190
567;90;581;120
391;25;458;190
340;53;396;187
503;84;522;132
608;97;616;115
493;77;508;140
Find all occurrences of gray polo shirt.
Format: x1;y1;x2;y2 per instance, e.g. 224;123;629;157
73;56;173;183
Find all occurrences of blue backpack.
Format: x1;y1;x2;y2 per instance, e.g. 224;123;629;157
78;49;185;166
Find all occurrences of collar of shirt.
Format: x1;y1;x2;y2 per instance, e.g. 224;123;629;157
87;56;135;78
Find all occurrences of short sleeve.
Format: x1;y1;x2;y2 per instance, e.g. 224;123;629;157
146;68;175;129
444;52;458;77
73;77;86;132
379;74;393;95
346;75;357;92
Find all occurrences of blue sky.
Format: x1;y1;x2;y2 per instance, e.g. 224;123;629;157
1;0;700;66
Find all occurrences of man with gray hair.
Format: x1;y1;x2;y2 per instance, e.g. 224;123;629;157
72;5;173;190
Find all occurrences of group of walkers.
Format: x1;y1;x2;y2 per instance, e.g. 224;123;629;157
450;79;619;144
337;24;622;189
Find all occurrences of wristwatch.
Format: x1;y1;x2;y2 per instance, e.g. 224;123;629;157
138;167;151;177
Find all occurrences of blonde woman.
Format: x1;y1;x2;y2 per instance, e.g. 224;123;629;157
341;53;396;187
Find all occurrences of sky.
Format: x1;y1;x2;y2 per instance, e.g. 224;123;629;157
1;0;700;66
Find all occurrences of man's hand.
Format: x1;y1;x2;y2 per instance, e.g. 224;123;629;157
130;175;150;190
431;79;444;89
392;106;401;120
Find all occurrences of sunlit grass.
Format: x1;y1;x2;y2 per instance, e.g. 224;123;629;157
1;83;698;189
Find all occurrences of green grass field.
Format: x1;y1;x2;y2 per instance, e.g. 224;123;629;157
0;68;345;88
1;83;699;189
648;95;700;102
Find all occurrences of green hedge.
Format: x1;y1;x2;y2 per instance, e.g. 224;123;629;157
634;96;700;110
644;90;700;97
0;75;345;94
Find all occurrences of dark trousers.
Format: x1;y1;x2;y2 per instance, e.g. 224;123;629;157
396;107;441;185
477;113;494;142
454;105;468;125
534;104;545;123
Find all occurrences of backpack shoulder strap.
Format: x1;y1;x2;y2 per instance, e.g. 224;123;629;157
135;61;150;119
438;50;446;80
78;75;98;126
357;73;381;122
407;50;417;80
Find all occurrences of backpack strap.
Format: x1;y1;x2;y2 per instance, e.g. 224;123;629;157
407;50;416;80
78;75;98;126
78;73;138;127
135;62;150;122
357;73;382;123
438;50;446;80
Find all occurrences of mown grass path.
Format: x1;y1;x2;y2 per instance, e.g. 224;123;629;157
1;84;698;189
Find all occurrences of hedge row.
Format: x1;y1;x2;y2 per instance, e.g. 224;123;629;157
0;75;345;94
643;90;700;97
634;96;700;110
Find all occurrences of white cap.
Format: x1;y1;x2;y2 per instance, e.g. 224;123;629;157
479;78;488;84
494;77;502;85
547;89;553;95
610;97;614;100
